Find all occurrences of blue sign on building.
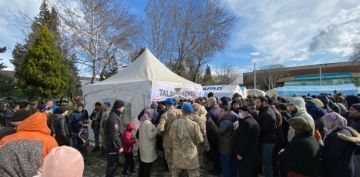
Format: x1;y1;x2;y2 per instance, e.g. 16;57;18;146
293;72;352;81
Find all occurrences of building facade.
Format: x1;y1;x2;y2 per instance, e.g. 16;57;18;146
243;61;360;90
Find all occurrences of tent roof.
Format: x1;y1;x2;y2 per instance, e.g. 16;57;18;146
93;48;198;85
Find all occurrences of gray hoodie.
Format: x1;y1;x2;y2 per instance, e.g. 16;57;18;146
288;97;316;141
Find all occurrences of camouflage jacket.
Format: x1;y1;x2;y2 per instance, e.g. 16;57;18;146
169;115;203;169
156;107;182;149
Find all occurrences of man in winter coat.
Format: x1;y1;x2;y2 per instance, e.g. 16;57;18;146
256;96;277;177
169;102;203;177
206;96;222;174
349;103;360;177
234;106;261;177
0;111;58;159
287;97;315;141
100;102;111;153
90;102;103;152
68;104;89;150
53;106;70;146
156;97;182;173
207;104;236;177
105;100;125;177
207;97;221;123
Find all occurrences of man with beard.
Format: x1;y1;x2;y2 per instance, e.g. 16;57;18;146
256;96;277;177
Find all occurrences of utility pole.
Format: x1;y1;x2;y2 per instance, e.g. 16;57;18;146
319;64;322;86
253;63;256;89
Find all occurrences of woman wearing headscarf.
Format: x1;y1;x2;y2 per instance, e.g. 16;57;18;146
138;108;157;177
322;112;356;177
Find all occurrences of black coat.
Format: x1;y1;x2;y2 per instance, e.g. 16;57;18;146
234;116;261;166
53;114;70;146
280;133;321;177
90;109;103;130
257;106;277;144
322;128;356;177
106;109;123;153
215;114;235;155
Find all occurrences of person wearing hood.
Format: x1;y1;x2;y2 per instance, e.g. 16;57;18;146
0;140;43;177
234;106;261;177
105;100;125;177
322;112;356;177
0;109;32;139
53;106;70;146
41;146;84;177
0;111;58;159
156;97;182;173
138;109;157;177
121;121;137;175
169;102;203;177
192;103;210;168
207;104;236;177
279;118;321;177
287;97;315;141
256;96;277;177
305;99;326;138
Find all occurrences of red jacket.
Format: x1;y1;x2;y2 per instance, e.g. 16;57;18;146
121;122;137;154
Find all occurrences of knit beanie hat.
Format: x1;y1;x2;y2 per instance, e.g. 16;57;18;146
351;103;360;112
113;100;125;109
0;140;42;177
11;110;32;122
312;98;324;108
182;102;193;113
37;104;48;112
288;117;312;134
42;146;84;177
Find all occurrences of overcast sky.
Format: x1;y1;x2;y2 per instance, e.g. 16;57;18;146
1;0;359;74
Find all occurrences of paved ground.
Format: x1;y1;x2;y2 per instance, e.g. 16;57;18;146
83;150;218;177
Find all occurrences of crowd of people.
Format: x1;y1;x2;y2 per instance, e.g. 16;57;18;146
0;92;360;177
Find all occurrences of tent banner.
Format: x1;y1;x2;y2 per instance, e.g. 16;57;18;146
178;86;203;99
151;81;203;101
151;82;177;101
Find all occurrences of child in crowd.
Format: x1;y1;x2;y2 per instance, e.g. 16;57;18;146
121;121;137;175
79;119;89;163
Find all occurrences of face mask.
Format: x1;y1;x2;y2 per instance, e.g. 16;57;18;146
238;112;245;119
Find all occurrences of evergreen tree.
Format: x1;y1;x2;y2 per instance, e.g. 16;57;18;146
18;25;69;99
202;65;214;85
11;43;27;77
0;46;15;96
66;54;82;97
0;47;6;69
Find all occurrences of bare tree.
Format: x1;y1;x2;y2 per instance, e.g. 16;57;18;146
56;0;140;83
261;64;284;90
144;0;236;81
214;64;238;85
350;43;360;61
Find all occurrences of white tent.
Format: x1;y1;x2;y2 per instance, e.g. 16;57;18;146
82;49;203;121
247;89;266;97
203;85;242;98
